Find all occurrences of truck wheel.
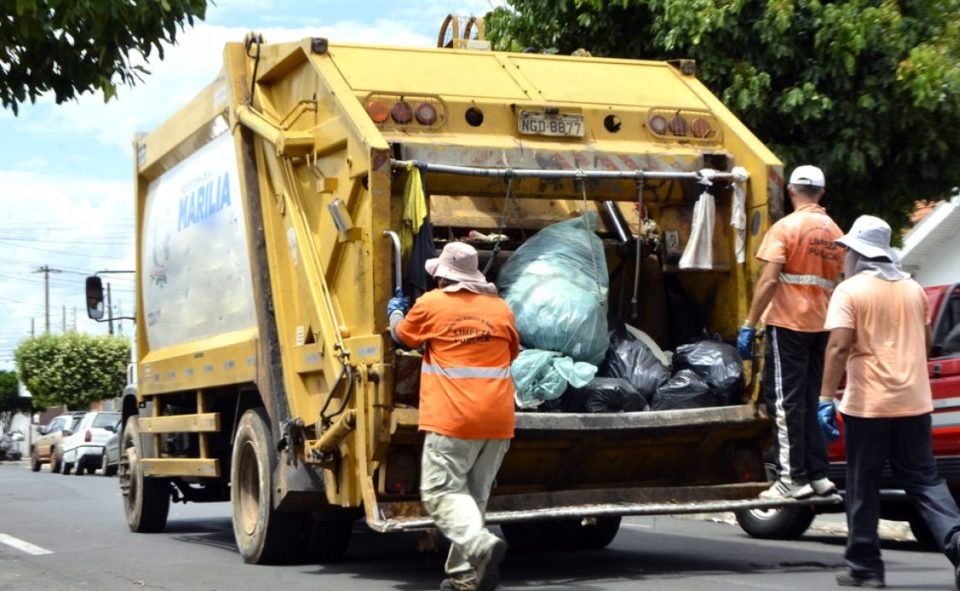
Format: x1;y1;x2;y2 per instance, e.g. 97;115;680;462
121;416;170;533
500;521;547;552
231;408;303;564
30;450;41;472
735;505;815;540
548;516;622;550
300;514;355;563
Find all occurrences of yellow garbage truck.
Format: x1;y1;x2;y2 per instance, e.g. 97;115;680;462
85;33;834;565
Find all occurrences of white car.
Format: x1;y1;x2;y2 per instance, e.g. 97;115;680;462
62;411;121;475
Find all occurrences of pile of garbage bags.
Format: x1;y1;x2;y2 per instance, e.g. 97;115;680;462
499;214;611;408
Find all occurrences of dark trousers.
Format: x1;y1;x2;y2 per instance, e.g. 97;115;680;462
844;413;960;578
762;325;830;484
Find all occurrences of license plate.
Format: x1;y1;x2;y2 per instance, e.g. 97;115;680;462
517;111;584;138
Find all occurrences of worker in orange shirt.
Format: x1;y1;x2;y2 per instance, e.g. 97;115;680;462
738;165;844;500
388;241;520;591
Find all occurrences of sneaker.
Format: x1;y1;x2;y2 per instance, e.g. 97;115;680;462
473;536;507;591
836;569;885;588
812;477;838;496
759;479;814;500
951;536;960;590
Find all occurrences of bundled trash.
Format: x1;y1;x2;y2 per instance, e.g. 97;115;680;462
497;214;609;366
651;369;716;411
599;331;670;401
672;340;744;405
512;349;597;409
562;377;649;413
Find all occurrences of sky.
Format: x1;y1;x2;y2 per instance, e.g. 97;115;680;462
0;0;499;372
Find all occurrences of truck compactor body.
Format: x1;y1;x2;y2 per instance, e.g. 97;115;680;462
102;35;835;564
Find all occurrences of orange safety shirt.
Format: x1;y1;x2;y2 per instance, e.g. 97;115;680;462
756;203;843;332
395;289;519;440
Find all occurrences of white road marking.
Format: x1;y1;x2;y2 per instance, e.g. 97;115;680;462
0;533;53;555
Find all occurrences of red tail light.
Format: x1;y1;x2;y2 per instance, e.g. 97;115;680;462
365;100;389;124
691;117;712;138
84;430;91;443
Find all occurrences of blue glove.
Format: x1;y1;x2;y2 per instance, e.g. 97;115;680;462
737;325;756;359
818;400;840;443
386;287;411;318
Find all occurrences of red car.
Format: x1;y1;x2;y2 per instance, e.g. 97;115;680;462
737;282;960;542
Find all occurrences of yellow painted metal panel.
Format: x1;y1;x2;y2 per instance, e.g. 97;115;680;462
328;45;530;100
142;458;220;478
139;328;257;395
507;55;707;108
138;413;220;433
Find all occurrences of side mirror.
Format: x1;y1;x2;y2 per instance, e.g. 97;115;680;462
37;426;47;435
104;424;116;433
86;276;105;320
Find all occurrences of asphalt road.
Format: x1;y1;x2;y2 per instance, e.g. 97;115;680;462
1;460;956;591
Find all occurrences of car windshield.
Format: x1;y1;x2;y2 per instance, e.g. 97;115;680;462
91;413;120;429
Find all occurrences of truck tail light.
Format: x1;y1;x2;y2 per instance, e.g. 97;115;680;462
415;102;437;125
691;117;713;138
365;100;390;123
734;445;763;483
646;108;720;143
391;100;413;124
669;114;688;136
84;430;92;443
648;115;668;135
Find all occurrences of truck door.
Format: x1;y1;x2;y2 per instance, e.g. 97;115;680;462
930;283;960;458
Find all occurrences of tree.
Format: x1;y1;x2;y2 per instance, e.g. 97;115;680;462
486;0;960;232
0;0;207;114
0;370;33;433
14;333;130;410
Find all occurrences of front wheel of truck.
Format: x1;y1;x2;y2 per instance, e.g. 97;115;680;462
121;416;171;533
735;505;815;540
232;408;304;564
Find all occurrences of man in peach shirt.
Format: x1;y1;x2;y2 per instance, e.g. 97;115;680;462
821;215;960;589
739;165;844;500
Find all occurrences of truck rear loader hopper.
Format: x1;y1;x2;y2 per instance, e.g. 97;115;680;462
111;35;837;564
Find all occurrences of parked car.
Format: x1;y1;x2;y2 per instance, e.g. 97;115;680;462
100;430;120;477
737;281;960;542
30;411;85;473
0;429;25;461
62;411;121;475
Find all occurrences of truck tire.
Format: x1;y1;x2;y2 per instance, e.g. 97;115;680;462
735;505;815;540
501;516;621;552
231;408;304;564
121;416;171;533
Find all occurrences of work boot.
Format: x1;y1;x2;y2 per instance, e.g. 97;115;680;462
812;477;838;496
836;569;885;588
759;479;814;500
471;535;507;591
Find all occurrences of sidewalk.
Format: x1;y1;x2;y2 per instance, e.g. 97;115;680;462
685;511;915;542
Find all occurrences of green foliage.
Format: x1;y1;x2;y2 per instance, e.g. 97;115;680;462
0;370;33;432
14;333;130;410
486;0;960;232
0;0;207;114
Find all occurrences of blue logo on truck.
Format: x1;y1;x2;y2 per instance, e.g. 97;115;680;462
178;171;232;231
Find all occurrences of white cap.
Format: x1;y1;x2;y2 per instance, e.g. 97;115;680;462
836;215;899;262
789;165;825;188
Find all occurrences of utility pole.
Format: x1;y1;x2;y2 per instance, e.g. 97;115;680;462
33;265;62;334
62;305;66;333
107;282;114;336
31;318;35;337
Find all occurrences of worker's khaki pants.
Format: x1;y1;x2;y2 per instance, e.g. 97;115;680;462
420;432;510;582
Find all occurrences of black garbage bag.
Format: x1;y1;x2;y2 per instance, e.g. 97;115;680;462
562;377;648;413
651;370;717;411
599;335;670;400
673;340;744;405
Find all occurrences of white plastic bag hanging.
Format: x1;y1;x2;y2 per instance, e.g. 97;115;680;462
730;166;749;264
679;189;716;270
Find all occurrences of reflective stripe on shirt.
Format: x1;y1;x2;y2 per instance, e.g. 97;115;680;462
779;272;837;290
421;363;511;380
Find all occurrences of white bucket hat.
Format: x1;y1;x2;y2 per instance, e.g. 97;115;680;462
789;165;826;188
836;215;900;262
425;242;487;283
